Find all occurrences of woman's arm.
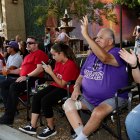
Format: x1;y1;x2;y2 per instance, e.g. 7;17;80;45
119;48;140;83
43;64;67;87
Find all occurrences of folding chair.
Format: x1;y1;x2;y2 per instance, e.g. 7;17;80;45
18;59;56;121
110;83;139;140
18;78;46;121
65;72;140;140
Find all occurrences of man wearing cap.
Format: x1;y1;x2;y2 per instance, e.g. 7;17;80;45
5;41;23;70
0;41;23;104
0;36;49;125
0;41;23;78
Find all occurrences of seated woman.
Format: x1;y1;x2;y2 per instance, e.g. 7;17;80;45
119;48;140;140
19;42;80;139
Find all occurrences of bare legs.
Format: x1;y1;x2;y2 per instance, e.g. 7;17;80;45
31;113;54;129
83;103;113;136
31;113;39;128
64;99;113;138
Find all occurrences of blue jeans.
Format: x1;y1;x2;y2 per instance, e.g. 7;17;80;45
125;104;140;140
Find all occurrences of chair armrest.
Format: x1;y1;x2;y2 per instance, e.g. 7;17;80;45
67;80;76;86
66;80;76;98
115;83;139;113
116;83;138;95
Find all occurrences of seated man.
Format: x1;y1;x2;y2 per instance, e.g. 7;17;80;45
0;36;49;125
0;41;23;77
63;16;129;140
0;41;23;102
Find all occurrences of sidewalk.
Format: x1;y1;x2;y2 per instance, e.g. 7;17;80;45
0;102;38;140
0;125;38;140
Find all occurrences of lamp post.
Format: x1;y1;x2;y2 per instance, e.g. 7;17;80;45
120;4;122;48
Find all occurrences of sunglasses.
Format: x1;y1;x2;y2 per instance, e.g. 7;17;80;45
26;42;36;45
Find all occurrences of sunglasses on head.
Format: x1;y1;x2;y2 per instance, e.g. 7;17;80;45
26;42;36;45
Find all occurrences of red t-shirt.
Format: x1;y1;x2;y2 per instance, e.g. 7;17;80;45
51;59;80;93
20;50;48;77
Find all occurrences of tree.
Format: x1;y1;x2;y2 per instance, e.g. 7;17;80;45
114;0;140;8
33;0;118;27
114;0;140;20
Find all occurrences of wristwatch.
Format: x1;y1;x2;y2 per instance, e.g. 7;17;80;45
26;75;30;80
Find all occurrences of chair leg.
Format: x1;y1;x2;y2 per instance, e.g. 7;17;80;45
102;121;119;139
115;93;122;140
116;114;122;140
26;79;30;121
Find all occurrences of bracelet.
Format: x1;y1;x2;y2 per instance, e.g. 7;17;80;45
131;64;138;69
131;57;139;69
26;75;30;80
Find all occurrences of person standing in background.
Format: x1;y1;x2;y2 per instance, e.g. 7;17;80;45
54;28;70;45
133;25;140;37
134;28;140;55
15;35;22;43
18;41;29;59
44;28;52;54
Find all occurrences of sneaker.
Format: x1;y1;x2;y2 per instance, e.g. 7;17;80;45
0;114;14;125
37;126;57;139
71;133;77;139
19;124;37;135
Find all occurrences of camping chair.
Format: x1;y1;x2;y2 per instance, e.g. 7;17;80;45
18;59;56;121
66;80;139;140
18;77;46;121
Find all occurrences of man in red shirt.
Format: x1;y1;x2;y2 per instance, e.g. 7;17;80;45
0;36;49;124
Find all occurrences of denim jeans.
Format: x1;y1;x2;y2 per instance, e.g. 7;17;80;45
125;104;140;140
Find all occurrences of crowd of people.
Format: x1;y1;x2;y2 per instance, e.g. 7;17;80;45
0;16;139;140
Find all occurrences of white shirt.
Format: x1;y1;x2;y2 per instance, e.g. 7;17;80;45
44;33;51;46
6;53;23;68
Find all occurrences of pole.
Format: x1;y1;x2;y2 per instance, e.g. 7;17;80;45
120;5;122;48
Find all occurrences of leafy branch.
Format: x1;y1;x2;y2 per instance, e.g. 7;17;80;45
33;0;118;26
114;0;140;8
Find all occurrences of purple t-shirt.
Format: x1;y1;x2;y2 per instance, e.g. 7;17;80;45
80;47;128;106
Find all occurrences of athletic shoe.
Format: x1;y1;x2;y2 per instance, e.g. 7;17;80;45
19;124;37;135
37;126;57;139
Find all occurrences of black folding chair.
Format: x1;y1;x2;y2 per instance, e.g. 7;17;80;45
18;59;56;121
18;77;46;121
65;78;140;140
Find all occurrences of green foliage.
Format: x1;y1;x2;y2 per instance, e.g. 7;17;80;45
114;0;140;8
33;0;118;26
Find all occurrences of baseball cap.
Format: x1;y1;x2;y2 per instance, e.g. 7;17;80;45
6;41;19;50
